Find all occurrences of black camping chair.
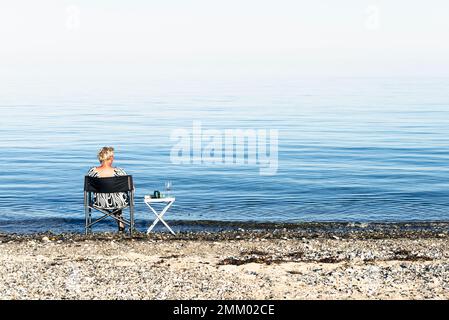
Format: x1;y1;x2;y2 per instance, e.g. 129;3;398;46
84;175;135;236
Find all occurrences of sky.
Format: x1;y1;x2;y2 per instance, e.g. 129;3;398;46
1;0;448;89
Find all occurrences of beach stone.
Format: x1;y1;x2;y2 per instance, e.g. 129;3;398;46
0;229;448;299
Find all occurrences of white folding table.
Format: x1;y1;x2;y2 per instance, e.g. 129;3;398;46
144;196;176;235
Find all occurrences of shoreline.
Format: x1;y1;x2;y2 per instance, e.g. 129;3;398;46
0;219;449;238
1;226;448;299
1;221;449;242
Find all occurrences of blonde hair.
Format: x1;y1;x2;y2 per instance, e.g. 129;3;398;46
98;146;115;163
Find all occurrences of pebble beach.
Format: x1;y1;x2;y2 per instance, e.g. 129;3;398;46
0;223;448;300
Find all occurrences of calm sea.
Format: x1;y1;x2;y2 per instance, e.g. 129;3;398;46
1;77;449;233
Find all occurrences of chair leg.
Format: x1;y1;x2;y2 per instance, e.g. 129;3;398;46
88;208;92;234
84;192;89;235
130;210;134;237
129;193;134;237
85;208;88;235
88;193;92;234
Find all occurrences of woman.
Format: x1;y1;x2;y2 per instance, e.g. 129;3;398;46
88;146;129;232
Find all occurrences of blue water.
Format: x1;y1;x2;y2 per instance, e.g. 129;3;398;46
1;77;449;233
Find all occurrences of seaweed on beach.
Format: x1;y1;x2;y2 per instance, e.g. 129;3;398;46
286;270;302;275
219;256;281;266
392;249;434;262
159;254;182;259
219;248;347;266
286;251;305;259
317;257;348;263
218;252;349;265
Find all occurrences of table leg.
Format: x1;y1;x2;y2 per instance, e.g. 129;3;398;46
145;201;175;235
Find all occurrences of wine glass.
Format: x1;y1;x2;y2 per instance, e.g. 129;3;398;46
165;181;172;197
